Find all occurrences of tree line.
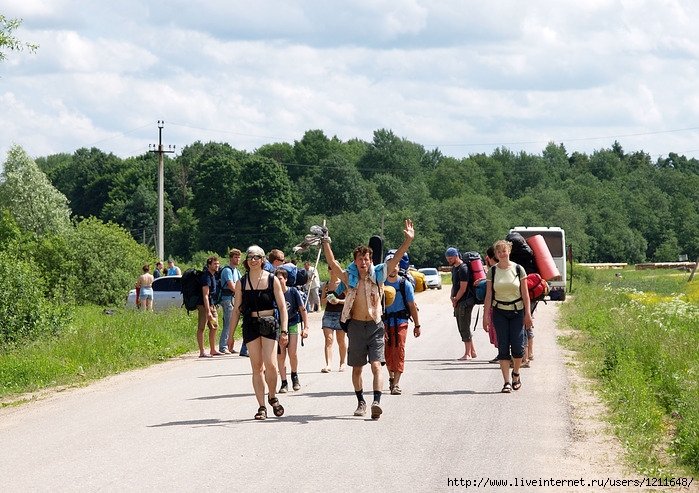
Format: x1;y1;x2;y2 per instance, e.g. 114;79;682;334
34;130;699;268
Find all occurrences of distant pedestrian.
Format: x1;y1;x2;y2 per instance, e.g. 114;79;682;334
166;259;181;276
136;264;154;311
153;261;163;279
304;261;321;312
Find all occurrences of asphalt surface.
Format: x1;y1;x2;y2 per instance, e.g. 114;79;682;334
1;288;581;492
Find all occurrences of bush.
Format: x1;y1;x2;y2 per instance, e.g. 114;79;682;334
0;251;72;348
64;217;155;306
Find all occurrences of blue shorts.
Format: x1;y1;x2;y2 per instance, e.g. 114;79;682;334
139;286;153;300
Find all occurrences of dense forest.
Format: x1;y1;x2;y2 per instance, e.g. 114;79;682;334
33;129;699;268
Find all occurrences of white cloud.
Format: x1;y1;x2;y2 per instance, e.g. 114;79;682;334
2;0;699;161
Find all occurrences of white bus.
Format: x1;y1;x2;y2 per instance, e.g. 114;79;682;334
509;226;567;301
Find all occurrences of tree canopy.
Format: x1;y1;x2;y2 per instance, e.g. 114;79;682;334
28;133;699;268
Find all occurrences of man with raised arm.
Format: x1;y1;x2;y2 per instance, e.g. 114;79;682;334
321;219;414;420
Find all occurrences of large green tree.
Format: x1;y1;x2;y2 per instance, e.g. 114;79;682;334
0;144;71;236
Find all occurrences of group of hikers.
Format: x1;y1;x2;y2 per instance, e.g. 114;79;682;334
146;218;536;420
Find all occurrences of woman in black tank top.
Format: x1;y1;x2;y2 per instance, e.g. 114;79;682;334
229;245;289;420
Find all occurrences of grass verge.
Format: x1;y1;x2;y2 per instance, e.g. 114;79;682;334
0;306;237;406
560;266;699;477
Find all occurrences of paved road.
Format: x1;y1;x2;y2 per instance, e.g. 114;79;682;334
1;289;590;492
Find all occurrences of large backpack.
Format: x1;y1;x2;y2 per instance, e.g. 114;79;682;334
505;232;537;274
462;251;485;301
277;263;308;287
181;268;203;313
213;265;234;305
526;272;550;302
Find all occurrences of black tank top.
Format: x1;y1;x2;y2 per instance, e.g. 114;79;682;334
241;273;275;313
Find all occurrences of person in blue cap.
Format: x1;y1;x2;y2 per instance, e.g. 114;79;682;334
445;247;478;360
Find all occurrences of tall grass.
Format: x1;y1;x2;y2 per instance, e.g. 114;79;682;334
0;306;215;403
561;267;699;476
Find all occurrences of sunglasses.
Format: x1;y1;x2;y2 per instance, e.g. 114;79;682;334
248;255;263;261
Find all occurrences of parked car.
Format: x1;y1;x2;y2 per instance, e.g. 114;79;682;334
126;275;183;311
418;267;442;290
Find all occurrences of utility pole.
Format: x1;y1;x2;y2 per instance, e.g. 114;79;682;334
149;121;175;262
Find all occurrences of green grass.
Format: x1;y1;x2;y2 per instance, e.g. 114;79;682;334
561;266;699;477
0;306;239;405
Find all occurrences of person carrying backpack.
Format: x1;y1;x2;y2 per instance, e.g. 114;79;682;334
382;251;421;396
197;256;223;358
220;249;242;355
274;267;309;393
482;239;533;393
445;247;478;360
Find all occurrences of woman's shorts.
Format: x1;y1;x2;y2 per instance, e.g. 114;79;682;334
139;286;153;300
288;323;300;335
242;317;278;344
322;311;342;331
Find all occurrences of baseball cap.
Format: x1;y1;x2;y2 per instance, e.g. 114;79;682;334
445;247;459;258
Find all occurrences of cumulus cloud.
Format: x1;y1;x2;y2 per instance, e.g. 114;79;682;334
2;0;699;160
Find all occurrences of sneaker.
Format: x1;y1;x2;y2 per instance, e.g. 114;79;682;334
354;401;367;416
291;374;300;391
370;401;383;419
279;382;288;394
391;385;402;395
219;348;231;355
521;360;531;368
528;354;535;361
489;356;499;364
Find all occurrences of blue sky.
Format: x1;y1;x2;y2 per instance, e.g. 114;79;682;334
2;0;699;163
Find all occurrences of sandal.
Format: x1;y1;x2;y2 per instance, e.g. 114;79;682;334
268;397;284;417
512;371;521;391
254;406;267;420
501;382;512;393
388;377;394;392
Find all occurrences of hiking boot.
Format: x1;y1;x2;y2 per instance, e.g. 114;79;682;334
353;401;367;416
370;401;383;419
291;374;300;391
278;381;288;393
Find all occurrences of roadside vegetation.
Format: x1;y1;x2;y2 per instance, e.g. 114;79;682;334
0;307;203;404
560;266;699;477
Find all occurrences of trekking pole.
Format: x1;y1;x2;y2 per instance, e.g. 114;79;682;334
310;219;325;302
